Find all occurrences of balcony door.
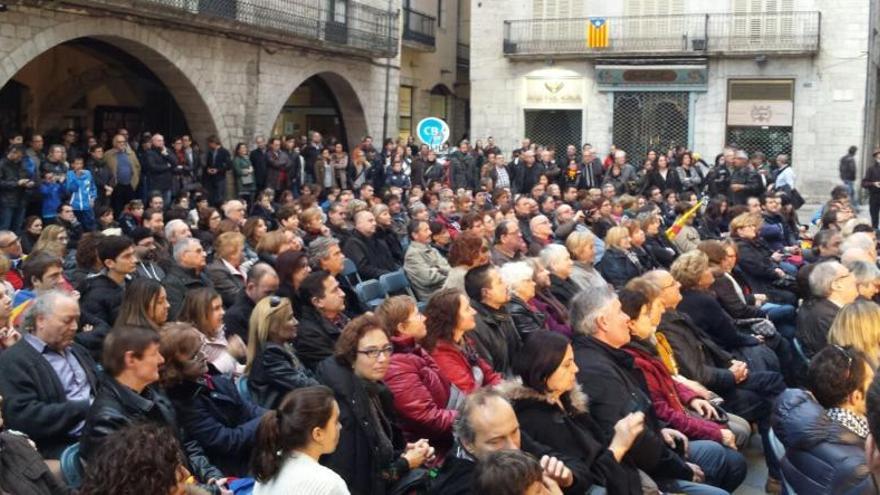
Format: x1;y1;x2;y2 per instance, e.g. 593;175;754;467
732;0;795;48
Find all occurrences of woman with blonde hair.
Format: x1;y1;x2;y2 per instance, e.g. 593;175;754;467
828;299;880;369
32;224;68;259
246;295;318;408
206;231;247;308
730;212;797;306
565;230;609;292
596;225;643;289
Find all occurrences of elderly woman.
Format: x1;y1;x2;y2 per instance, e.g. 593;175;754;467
502;331;645;494
206;231;247;308
256;230;300;266
566;230;609;292
377;296;458;457
729;213;797;306
300;206;328;247
442;231;490;291
627;221;659;271
246;296;318;408
640;213;678;269
500;261;547;338
317;313;434;495
526;258;572;337
425;288;501;394
372;204;404;265
597;226;644;290
846;260;880;300
160;322;265;477
541;244;579;306
179;287;246;375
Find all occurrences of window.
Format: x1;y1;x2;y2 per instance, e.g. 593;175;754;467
437;0;445;27
622;0;685;48
429;85;451;121
731;0;795;46
399;86;414;139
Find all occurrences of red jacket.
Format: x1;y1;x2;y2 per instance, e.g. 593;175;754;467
430;339;501;394
385;335;457;451
624;342;723;443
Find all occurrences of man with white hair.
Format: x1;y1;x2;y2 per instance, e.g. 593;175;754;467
841;232;877;260
608;150;637;195
729;149;761;206
163;218;192;247
571;286;748;494
527;215;554;256
512;149;543;195
796;261;859;358
222;199;247;227
143;133;176;205
162;237;211;319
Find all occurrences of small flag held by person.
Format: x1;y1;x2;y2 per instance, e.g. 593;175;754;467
587;18;609;48
666;197;707;239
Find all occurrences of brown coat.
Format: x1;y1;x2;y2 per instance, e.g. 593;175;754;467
104;148;141;189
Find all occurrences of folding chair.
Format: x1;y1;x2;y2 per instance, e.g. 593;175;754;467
60;442;84;488
379;269;415;298
356;279;387;309
341;258;362;288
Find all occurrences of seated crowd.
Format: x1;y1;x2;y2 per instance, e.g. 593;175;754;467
1;129;880;495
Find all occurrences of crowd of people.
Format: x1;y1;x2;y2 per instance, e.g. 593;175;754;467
3;126;880;495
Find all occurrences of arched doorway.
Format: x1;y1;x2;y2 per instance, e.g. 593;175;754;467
268;72;369;151
0;37;189;143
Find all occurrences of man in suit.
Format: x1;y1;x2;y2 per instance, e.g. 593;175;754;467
0;291;98;460
204;135;231;207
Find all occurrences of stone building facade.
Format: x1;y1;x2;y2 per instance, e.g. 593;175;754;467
469;0;880;198
0;0;402;149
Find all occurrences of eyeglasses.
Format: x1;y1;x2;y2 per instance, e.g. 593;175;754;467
833;345;854;378
189;341;208;361
357;344;394;360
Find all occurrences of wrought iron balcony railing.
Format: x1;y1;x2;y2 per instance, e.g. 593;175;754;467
34;0;400;58
502;11;820;58
457;42;470;68
403;7;436;48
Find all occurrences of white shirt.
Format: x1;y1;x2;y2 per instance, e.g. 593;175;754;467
254;452;350;495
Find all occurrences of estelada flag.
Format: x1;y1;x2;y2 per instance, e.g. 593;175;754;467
587;18;609;48
666;197;707;239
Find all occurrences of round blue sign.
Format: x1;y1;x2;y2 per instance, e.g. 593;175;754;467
416;117;450;150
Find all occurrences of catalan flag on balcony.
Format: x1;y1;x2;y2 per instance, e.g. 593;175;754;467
587;18;609;48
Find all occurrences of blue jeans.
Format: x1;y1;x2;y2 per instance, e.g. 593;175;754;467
762;302;797;339
74;209;96;232
845;180;860;206
0;206;26;233
662;440;747;494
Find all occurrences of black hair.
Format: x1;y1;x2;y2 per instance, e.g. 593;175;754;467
808;345;869;409
22;252;62;289
408;219;427;239
97;234;133;266
618;288;650;320
464;264;495;303
474;450;544;495
297;270;333;308
102;325;161;378
513;331;570;394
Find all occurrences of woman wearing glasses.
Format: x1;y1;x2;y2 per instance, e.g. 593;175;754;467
159;322;266;477
246;296;317;409
317;313;434;495
772;345;873;493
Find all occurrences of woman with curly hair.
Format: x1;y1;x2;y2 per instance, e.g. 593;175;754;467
425;288;501;394
79;422;195;495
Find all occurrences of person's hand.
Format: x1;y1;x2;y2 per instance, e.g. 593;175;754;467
0;327;20;349
609;412;645;461
720;429;737;450
729;361;748;383
661;428;688;454
540;455;573;488
771;252;784;262
754;293;767;305
730;184;744;192
774;268;786;278
402;439;433;469
105;185;114;196
17;179;28;186
687;462;705;483
755;335;766;343
689;398;718;420
542;474;564;495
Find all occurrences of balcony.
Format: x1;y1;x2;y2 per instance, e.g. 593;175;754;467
30;0;400;58
502;11;820;59
403;7;436;50
457;43;470;69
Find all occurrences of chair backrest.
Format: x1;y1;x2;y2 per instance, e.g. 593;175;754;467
236;375;251;402
379;269;414;297
60;442;84;488
341;258;362;286
767;427;786;461
792;337;810;365
356;279;387;309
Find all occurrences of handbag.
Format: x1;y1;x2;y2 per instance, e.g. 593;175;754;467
788;188;806;209
735;317;778;338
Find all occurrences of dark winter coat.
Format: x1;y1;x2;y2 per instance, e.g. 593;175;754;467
677;289;761;351
469;301;521;376
0;341;97;459
772;388;868;494
317;358;411;495
657;310;737;394
734;238;782;294
80;375;222;482
204;146;231;184
294;305;348;371
643;234;679;268
223;292;256;343
711;272;767;320
572;334;694;482
167;374;266;476
549;273;579;306
75;273;125;359
506;296;547;338
205;259;245;308
500;381;643;495
648;169;682;194
795;297;841;358
143;147;176;191
0;431;71;495
163;263;213;320
343;230;400;280
249;341;318;409
0;157;31;207
596;248;643;290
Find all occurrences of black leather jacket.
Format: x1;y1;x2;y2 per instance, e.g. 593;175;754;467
80;375;222;483
249;342;318;409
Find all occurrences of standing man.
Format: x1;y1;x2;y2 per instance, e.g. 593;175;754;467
143;134;175;205
105;133;140;215
0;145;35;233
862;148;880;229
204;135;230;207
729;150;761;205
250;135;269;192
840;145;859;207
301;131;323;185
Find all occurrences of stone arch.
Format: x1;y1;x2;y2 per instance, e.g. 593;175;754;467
0;18;223;143
262;70;369;148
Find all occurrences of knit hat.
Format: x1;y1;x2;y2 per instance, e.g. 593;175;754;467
129;226;154;244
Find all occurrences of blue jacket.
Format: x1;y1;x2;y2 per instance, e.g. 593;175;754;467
65;170;96;211
772;388;869;494
167;374;266;477
39;181;63;219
